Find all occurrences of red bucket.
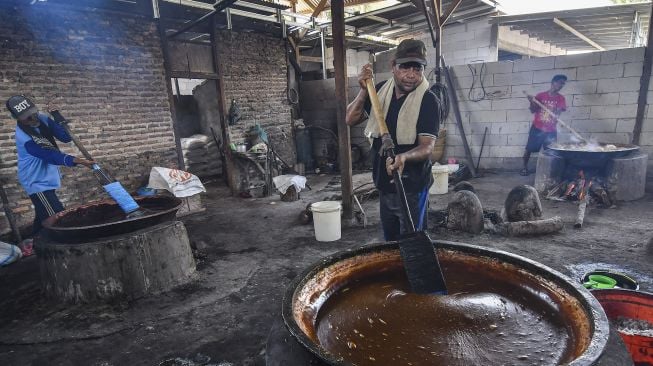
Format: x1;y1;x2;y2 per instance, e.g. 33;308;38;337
592;289;653;366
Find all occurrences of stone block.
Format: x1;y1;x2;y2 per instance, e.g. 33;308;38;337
468;110;506;123
624;62;643;77
554;52;601;68
506;133;528;146
532;68;576;83
512;56;555;72
589;105;637;119
570;119;617;133
484;61;513;74
597;77;640;93
599;50;619;65
616;118;636;132
491;122;529;135
488;145;524;157
572;93;619;106
454;48;479;59
565;106;591;119
458;99;492;112
619;92;639;105
507;109;533;122
492;98;526;110
562;80;598;94
615;47;645;63
576;64;624;80
493;71;533;86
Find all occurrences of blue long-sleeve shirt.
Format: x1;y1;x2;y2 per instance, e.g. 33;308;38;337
15;113;77;195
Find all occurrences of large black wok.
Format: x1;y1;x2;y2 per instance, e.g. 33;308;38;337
548;142;639;168
42;195;182;243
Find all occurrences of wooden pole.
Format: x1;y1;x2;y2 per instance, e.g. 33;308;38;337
633;1;653;145
211;15;239;196
0;181;21;243
441;58;477;177
154;3;185;170
331;0;353;219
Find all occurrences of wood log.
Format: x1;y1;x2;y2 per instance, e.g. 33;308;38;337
497;216;563;237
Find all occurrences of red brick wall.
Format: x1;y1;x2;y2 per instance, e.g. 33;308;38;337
0;3;178;233
216;31;295;164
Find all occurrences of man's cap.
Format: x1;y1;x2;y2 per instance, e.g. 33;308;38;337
395;39;427;66
6;95;38;121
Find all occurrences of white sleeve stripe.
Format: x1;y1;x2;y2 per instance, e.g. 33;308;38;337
418;133;437;139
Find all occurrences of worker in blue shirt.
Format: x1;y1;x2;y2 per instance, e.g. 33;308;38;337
6;95;94;234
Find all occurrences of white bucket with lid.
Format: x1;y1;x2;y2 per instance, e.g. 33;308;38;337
310;201;342;242
430;164;449;195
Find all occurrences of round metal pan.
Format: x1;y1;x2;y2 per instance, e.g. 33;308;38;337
548;143;639;168
283;240;610;366
42;195;182;243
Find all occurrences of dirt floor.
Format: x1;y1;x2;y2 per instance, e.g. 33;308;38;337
0;170;651;366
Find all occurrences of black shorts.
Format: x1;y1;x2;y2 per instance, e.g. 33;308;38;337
526;126;556;153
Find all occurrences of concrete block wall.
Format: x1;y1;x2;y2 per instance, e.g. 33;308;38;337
375;17;498;73
0;3;177;234
444;47;652;174
215;31;295;164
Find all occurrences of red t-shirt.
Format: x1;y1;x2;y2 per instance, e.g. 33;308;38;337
532;91;566;132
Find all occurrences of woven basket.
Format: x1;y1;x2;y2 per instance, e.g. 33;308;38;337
431;128;446;163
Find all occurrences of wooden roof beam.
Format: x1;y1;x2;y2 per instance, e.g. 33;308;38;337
553;17;605;51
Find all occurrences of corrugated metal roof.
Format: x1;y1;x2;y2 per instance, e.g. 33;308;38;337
491;3;651;52
344;0;499;39
298;0;500;51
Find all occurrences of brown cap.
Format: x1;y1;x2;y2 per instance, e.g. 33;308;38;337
394;39;427;66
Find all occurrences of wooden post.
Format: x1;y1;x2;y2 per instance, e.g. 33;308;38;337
633;2;653;145
211;15;239;196
441;59;477;177
154;5;185;170
331;0;353;219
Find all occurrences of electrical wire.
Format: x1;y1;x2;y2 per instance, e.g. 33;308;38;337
426;67;450;122
468;63;487;102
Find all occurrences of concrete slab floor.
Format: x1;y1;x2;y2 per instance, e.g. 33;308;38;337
0;171;651;366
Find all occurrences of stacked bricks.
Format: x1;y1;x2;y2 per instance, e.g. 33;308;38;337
0;3;177;234
444;47;651;171
214;31;295;165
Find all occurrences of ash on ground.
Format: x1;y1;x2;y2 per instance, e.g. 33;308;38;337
614;316;653;337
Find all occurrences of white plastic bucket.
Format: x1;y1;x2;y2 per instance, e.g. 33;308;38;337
311;201;341;242
430;164;449;195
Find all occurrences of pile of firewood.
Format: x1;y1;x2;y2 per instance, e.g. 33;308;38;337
545;170;613;228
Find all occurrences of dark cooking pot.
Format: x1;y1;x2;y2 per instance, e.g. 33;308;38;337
42;195;182;243
548;143;639;168
283;240;609;366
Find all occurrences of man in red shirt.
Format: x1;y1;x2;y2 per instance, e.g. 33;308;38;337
521;74;567;176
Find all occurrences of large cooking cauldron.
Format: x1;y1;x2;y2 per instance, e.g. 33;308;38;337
549;142;639;168
42;195;182;243
283;240;609;366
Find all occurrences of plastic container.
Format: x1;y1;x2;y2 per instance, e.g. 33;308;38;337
310;201;341;242
430;164;449;195
582;270;639;290
592;289;653;365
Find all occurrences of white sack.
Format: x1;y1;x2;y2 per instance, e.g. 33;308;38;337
147;167;206;198
273;175;307;195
